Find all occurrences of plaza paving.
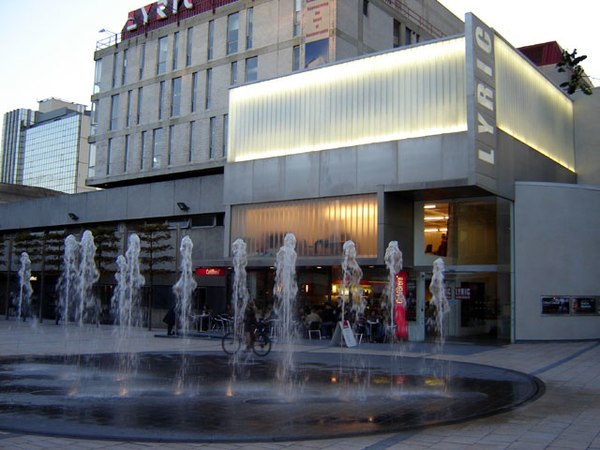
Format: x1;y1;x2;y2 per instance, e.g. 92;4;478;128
0;319;598;450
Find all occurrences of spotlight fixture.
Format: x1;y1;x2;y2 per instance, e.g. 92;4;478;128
68;212;79;221
177;202;190;212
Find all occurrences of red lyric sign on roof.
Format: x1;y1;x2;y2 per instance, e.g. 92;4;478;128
126;0;194;32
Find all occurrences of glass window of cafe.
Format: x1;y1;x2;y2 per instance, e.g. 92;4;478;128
416;198;499;266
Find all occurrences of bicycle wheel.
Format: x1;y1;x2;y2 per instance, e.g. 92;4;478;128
252;333;272;356
222;332;241;354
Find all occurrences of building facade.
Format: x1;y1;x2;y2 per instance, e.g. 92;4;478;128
88;0;462;188
0;2;598;342
1;109;35;184
1;99;94;194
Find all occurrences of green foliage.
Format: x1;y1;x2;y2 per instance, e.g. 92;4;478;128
43;231;65;273
88;226;120;274
0;234;5;269
557;49;593;95
135;223;175;275
13;232;43;264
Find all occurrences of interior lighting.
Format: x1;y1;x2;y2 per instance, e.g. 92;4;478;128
424;204;437;209
229;37;467;163
424;216;449;221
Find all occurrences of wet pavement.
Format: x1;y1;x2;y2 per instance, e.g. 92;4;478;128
0;320;599;449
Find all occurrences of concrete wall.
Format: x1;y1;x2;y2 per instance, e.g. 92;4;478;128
0;175;224;231
514;182;600;340
224;132;470;205
574;87;600;186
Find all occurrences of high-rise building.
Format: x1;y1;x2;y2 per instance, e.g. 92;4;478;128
88;0;463;187
1;99;94;194
1;108;35;184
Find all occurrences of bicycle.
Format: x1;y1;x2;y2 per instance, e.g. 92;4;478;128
222;319;272;356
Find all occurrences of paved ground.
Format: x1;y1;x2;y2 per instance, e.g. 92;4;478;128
0;319;599;450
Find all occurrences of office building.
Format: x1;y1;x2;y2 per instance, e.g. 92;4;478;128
1;99;94;194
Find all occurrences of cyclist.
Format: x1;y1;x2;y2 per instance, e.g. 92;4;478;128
244;306;257;350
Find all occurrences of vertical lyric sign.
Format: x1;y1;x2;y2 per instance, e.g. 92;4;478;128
465;13;497;192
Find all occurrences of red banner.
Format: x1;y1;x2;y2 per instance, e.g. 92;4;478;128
394;272;408;340
195;267;226;277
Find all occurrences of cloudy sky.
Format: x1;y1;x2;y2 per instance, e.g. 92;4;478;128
0;0;597;115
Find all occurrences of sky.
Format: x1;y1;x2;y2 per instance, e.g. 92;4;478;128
1;0;598;115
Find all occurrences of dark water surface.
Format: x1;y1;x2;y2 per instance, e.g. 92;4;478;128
0;351;543;442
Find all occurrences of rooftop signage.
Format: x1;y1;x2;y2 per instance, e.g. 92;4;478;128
122;0;239;39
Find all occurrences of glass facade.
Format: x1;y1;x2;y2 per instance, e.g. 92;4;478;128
495;37;574;170
23;114;81;193
229;38;467;162
230;194;378;258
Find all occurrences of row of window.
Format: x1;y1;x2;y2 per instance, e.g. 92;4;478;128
90;115;228;178
100;8;256;92
95;1;307;94
104;55;257;133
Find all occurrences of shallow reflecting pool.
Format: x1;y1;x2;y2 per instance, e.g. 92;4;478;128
0;351;543;442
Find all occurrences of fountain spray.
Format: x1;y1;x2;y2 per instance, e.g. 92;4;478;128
273;233;298;382
429;257;449;343
16;252;33;321
384;241;403;338
341;240;363;320
77;231;100;326
173;235;197;336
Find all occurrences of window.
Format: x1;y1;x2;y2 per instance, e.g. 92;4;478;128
139;43;146;80
191;72;198;112
186;27;193;66
227;12;239;54
207;20;214;60
172;31;179;70
126;90;132;127
292;46;300;71
246;7;253;49
245;56;257;82
136;87;143;125
423;203;449;257
106;138;112;175
90;100;98;134
188;121;196;162
405;27;419;45
223;114;228;158
171;77;182;117
123;134;130;172
209;117;216;159
93;59;102;94
158;81;166;120
293;0;301;37
230;61;238;86
205;68;212;109
110;94;119;130
305;39;329;68
157;36;168;74
230;194;378;257
393;20;401;48
363;0;369;16
112;53;118;88
421;199;498;265
88;143;96;178
140;130;146;170
168;125;175;166
152;128;163;168
122;49;128;85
